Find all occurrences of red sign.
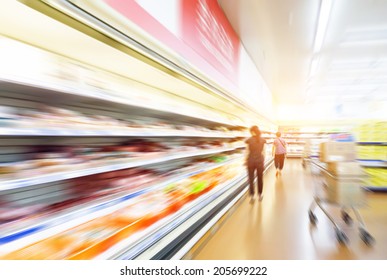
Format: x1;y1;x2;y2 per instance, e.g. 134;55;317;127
180;0;240;84
103;0;241;93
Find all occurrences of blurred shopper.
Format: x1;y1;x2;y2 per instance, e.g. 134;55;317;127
245;126;266;201
272;132;287;177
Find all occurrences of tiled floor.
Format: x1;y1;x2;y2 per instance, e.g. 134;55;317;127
194;159;387;260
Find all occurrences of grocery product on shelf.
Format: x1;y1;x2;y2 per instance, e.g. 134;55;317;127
353;122;387;191
0;36;276;260
0;159;242;260
0;151;242;226
0;104;248;137
0;138;244;186
354;122;387;143
364;168;387;188
357;145;387;161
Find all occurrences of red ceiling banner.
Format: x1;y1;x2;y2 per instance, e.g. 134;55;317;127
103;0;241;92
180;0;240;85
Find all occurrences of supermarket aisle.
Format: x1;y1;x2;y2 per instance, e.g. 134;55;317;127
193;159;387;260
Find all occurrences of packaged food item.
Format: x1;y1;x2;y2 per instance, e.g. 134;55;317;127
0;106;19;126
0;218;120;260
112;193;171;228
0;164;20;175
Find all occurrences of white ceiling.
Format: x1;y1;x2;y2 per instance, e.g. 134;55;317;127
218;0;387;121
218;0;319;104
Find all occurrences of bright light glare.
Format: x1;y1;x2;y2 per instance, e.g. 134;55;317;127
309;57;320;78
313;0;333;53
0;37;49;77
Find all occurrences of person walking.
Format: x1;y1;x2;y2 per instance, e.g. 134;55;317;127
245;126;266;201
272;131;287;177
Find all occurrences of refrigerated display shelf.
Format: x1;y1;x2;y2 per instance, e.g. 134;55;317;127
0;126;247;138
95;172;248;260
166;159;273;260
0;145;245;191
103;158;273;260
24;0;275;125
0;155;244;252
0;78;245;128
170;182;247;260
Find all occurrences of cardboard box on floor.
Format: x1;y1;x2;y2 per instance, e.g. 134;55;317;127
319;142;357;162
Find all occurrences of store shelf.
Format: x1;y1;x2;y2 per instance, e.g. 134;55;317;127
358;160;387;168
0;156;244;252
0;31;273;260
165;158;273;260
101;159;273;260
0;78;244;128
0;145;245;191
97;173;247;260
364;187;387;192
0;126;247;138
357;142;387;145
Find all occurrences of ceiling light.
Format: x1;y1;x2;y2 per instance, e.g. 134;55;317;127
309;57;320;78
313;0;333;53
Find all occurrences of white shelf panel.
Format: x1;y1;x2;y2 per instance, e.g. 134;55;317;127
0;126;246;138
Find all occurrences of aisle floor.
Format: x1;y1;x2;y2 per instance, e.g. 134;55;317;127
193;159;387;260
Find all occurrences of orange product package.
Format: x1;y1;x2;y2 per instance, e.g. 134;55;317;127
166;189;189;213
1;217;120;260
110;192;171;230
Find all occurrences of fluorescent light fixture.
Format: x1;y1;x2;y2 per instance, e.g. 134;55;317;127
313;0;333;53
309;57;320;77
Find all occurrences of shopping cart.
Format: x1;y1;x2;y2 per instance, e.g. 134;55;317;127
307;160;375;245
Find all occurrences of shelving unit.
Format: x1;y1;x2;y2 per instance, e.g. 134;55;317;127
357;142;387;192
0;37;276;260
354;122;387;192
280;131;331;158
